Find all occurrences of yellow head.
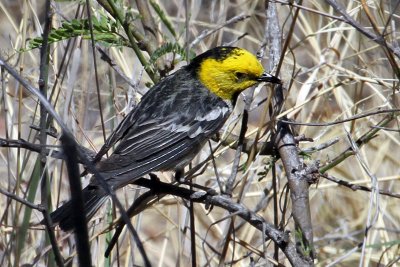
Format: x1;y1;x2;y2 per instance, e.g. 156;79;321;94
190;47;280;100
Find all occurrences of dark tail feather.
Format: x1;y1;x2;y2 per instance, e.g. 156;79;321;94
48;186;108;231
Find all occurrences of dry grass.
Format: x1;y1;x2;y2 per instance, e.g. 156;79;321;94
0;0;399;266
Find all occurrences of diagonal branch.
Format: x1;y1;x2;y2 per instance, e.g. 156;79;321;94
325;0;400;59
107;178;313;266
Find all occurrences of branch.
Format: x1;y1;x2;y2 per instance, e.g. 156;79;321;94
320;114;395;173
267;0;316;261
60;133;92;267
190;13;251;47
108;178;313;266
97;0;158;81
325;0;400;59
275;122;315;259
321;173;400;199
0;188;44;211
279;109;400;127
0;54;151;267
0;137;96;163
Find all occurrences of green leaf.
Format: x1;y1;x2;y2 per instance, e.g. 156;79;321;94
21;17;128;51
149;0;177;38
16;159;42;264
148;42;191;66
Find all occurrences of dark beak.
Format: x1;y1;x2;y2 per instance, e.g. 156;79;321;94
257;72;281;84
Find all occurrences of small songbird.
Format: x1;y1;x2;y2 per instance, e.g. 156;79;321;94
49;46;281;230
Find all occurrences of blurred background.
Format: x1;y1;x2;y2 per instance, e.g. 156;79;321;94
0;0;399;266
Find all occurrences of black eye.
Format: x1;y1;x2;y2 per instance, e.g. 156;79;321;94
235;72;247;80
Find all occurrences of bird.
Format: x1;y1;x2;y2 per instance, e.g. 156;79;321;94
49;46;281;231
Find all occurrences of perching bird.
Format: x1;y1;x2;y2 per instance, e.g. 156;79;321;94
49;46;281;231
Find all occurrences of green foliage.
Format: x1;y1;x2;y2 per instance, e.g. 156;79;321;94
16;159;42;265
148;42;193;65
299;150;312;160
23;17;129;51
238;162;247;172
295;228;313;257
257;157;276;181
149;0;177;38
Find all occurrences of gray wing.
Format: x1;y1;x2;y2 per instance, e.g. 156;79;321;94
96;105;230;186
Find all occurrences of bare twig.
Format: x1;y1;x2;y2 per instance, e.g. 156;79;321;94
190;13;251;47
98;0;157;81
0;188;44;211
320;114;395;173
61;133;92;267
279;109;400;127
135;0;167;76
325;0;400;59
125;178;313;266
370;126;400;132
135;0;158;40
301;137;339;154
37;2;65;266
344;130;379;266
273;0;346;22
0;137;97;162
0;54;151;267
320;173;400;199
213;133;275;156
224;108;249;195
95;45;139;89
86;0;107;145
